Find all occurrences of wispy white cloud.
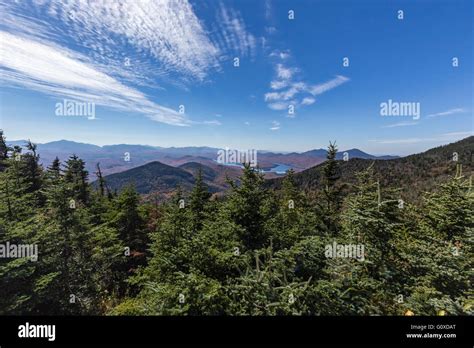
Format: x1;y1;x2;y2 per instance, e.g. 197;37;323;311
264;0;273;20
0;31;189;126
270;121;281;131
270;49;290;60
370;131;473;144
426;108;467;118
382;121;419;128
265;62;348;112
266;83;305;102
442;131;473;137
370;138;428;145
264;49;348;113
202;120;222;126
308;76;349;96
215;2;256;58
276;64;298;80
301;97;316;106
260;36;268;51
381;107;468;128
270;80;288;90
1;0;222;85
267;102;290;111
0;0;261;125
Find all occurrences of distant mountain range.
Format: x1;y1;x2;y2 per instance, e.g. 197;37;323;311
9;138;471;200
8;139;399;180
95;137;472;200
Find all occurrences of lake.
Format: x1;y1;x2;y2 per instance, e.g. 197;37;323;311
215;161;292;175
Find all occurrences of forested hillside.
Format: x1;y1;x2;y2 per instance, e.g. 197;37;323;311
99;161;197;195
268;137;474;203
100;160;234;199
0;130;472;316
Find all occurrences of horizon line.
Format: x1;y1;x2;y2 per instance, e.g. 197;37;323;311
5;137;407;157
7;136;473;158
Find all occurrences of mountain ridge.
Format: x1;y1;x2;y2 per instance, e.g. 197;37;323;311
8;139;399;158
7;139;400;180
267;136;474;203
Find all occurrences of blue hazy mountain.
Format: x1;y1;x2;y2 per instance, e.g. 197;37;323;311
7;139;399;179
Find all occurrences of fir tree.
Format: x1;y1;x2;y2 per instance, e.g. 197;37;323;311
64;154;89;204
0;130;10;172
226;163;270;250
318;142;344;236
189;167;211;231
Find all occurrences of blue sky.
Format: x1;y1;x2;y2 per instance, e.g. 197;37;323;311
0;0;472;155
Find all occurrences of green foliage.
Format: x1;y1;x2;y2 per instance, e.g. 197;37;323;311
400;175;473;315
321;143;344;228
226;163;271;250
0;132;472;316
268;136;474;204
189;167;211;231
64;154;89;204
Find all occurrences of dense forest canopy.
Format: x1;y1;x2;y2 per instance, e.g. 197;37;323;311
0;130;472;315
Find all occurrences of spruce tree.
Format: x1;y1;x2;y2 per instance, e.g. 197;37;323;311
0;130;10;172
106;184;148;288
64;154;89;204
318;142;344;236
267;169;317;249
226;163;270;250
189;167;211;231
403;175;473;315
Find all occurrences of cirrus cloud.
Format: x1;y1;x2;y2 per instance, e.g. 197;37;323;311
0;0;258;126
0;31;189;126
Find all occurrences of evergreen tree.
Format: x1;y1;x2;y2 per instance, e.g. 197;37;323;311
64;154;89;204
106;184;148;292
0;130;10;172
225;244;312;315
110;185;146;252
317;142;344;236
226;163;270;250
1;128;472;317
267;169;317;249
47;157;61;178
402;175;473;315
22;140;43;193
189;167;211;231
337;166;405;314
0;144;39;221
143;188;193;283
